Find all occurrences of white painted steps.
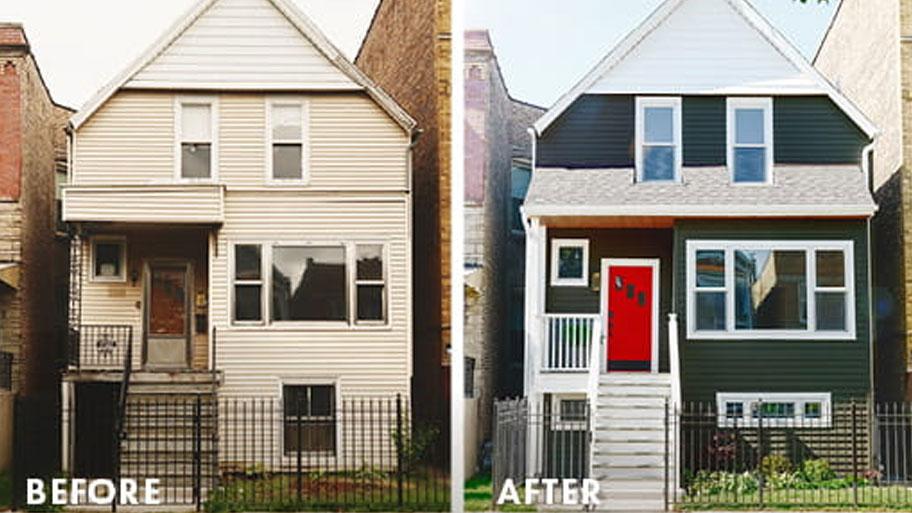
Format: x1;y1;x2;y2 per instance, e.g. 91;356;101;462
592;373;672;512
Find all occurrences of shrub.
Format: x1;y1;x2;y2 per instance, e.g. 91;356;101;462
759;454;792;477
799;458;836;483
689;470;759;496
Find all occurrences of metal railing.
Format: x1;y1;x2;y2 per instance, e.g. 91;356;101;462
68;324;133;370
541;314;599;372
0;351;11;390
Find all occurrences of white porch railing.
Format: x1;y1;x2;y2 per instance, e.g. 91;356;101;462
541;314;600;372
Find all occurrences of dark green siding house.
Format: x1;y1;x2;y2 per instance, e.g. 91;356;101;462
517;0;879;506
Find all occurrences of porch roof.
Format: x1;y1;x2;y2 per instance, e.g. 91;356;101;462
523;165;876;218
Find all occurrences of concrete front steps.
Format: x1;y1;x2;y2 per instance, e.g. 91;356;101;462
592;373;673;511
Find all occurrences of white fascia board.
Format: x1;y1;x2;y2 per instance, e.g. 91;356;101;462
522;203;877;218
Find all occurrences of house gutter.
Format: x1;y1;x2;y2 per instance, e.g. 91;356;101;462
861;141;876;402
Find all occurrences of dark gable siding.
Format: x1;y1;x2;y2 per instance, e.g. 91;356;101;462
537;95;866;169
537;95;634;168
674;219;871;402
546;228;674;371
774;96;868;164
682;97;726;166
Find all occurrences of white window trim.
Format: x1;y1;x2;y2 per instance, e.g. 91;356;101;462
90;236;127;283
278;378;342;458
174;95;219;183
229;243;266;326
228;240;391;329
353;242;389;326
550;238;589;287
716;392;832;428
550;394;588;431
686;240;856;340
264;97;310;185
635;96;682;183
726;97;774;185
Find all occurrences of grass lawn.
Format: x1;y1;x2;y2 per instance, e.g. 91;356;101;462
680;486;912;511
464;474;535;512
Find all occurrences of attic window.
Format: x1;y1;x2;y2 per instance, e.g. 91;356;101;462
268;100;309;183
727;98;773;184
177;97;217;180
636;97;681;182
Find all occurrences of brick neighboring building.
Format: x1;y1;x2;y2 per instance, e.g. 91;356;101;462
0;24;72;397
356;0;452;439
815;0;908;401
463;29;543;477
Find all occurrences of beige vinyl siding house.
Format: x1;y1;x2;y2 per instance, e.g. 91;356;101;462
60;0;416;479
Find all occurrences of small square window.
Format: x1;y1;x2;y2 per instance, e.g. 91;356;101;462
92;239;126;282
804;402;822;419
725;402;744;420
550;239;589;287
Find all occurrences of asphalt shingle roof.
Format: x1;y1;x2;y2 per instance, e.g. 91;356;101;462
523;165;875;216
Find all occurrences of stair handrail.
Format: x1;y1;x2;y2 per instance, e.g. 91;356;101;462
585;317;602;483
111;325;133;510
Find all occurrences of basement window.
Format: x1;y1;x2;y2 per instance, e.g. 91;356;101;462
717;392;832;428
283;384;336;454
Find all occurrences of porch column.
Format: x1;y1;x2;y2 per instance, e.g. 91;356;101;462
523;218;546;397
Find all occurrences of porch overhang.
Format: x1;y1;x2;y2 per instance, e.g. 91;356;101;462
522;166;878;223
62;184;225;224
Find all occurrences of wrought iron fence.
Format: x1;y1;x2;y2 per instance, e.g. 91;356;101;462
67;324;132;369
0;351;11;390
59;393;448;511
492;397;590;501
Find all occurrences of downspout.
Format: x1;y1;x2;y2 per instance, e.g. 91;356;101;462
406;127;421;390
861;141;875;404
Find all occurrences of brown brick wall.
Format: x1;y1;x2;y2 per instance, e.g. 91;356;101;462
0;26;71;397
356;0;452;429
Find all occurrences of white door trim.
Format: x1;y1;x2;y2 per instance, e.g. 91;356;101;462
600;258;660;374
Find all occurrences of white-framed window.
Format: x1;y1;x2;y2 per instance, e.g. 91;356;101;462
686;240;855;340
354;244;387;324
550;239;589;287
230;241;389;327
635;97;682;183
232;244;264;324
90;237;127;283
175;96;218;181
727;97;773;184
716;392;832;428
282;383;337;455
266;99;309;184
550;394;588;431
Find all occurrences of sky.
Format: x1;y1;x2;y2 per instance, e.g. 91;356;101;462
0;0;379;109
466;0;841;107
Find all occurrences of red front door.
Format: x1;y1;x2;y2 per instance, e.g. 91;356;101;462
606;263;655;372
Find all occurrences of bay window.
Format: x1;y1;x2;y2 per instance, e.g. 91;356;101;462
686;240;854;339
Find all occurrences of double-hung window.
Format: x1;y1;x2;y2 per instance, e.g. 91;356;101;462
686;240;855;339
233;244;263;323
91;237;126;283
727;98;773;184
283;384;336;454
231;242;389;326
177;98;217;180
636;97;681;182
267;100;308;183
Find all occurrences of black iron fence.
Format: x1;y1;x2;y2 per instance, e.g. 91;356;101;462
492;397;590;498
67;324;132;369
59;393;448;512
0;351;11;390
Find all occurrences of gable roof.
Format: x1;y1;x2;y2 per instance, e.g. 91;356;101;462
70;0;415;132
532;0;877;139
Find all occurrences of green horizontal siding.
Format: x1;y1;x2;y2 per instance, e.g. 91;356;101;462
683;97;726;166
774;96;868;164
537;95;634;168
673;220;871;402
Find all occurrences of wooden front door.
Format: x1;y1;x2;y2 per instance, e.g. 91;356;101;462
144;262;191;368
604;260;658;372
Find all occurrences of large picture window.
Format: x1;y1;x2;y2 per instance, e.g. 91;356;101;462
231;242;389;326
283;384;336;454
686;240;855;340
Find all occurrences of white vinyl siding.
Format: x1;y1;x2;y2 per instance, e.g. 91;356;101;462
125;0;358;91
70;91;408;192
212;193;410;399
587;0;818;95
62;185;224;224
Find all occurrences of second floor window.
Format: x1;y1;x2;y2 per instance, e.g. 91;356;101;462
728;98;773;184
636;97;681;182
268;101;308;182
178;99;216;180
